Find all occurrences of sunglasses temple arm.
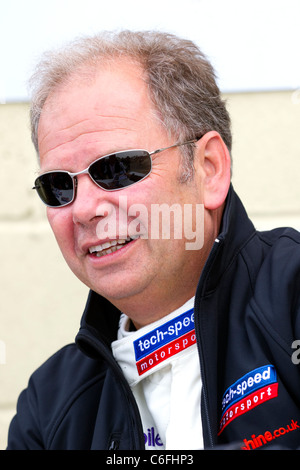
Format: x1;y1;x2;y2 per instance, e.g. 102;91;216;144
149;138;199;156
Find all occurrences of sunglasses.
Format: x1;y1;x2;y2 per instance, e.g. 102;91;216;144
32;139;198;208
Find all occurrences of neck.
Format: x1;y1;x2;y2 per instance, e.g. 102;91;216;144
122;292;196;330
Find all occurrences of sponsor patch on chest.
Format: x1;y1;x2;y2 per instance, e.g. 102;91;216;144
133;309;196;376
219;365;278;435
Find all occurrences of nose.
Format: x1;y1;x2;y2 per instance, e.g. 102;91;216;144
71;174;109;226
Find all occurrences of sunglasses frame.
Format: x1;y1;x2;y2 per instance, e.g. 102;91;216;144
32;138;199;208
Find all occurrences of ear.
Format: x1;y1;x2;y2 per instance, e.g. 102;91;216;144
196;131;231;210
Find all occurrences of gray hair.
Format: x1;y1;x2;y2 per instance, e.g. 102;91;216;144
29;30;232;180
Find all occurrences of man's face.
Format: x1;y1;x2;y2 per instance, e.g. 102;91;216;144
38;61;208;326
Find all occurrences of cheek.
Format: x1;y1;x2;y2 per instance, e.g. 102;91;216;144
47;209;75;255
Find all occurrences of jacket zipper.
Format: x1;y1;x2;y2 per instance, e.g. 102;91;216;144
194;237;222;448
108;435;120;450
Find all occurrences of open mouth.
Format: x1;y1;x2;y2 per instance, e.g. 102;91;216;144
88;237;137;257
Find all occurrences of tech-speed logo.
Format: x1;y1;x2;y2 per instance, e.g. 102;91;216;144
218;365;278;435
133;308;196;376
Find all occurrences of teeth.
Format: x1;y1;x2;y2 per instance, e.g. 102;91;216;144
89;238;133;257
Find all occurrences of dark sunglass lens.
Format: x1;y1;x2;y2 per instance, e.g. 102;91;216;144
89;151;151;190
35;173;74;207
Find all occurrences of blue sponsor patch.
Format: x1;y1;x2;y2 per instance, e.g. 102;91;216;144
218;365;278;435
134;308;195;362
221;365;277;413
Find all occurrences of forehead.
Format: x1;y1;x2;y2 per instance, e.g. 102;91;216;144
37;60;157;157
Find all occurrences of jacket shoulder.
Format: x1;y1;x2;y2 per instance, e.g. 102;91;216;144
246;227;300;345
32;342;105;386
255;226;300;281
256;226;300;248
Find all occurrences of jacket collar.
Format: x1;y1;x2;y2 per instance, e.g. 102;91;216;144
200;184;256;293
76;184;256;352
77;290;120;354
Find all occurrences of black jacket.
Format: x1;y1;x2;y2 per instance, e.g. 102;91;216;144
7;186;300;450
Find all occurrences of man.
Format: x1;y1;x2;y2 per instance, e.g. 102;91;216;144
7;30;300;450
